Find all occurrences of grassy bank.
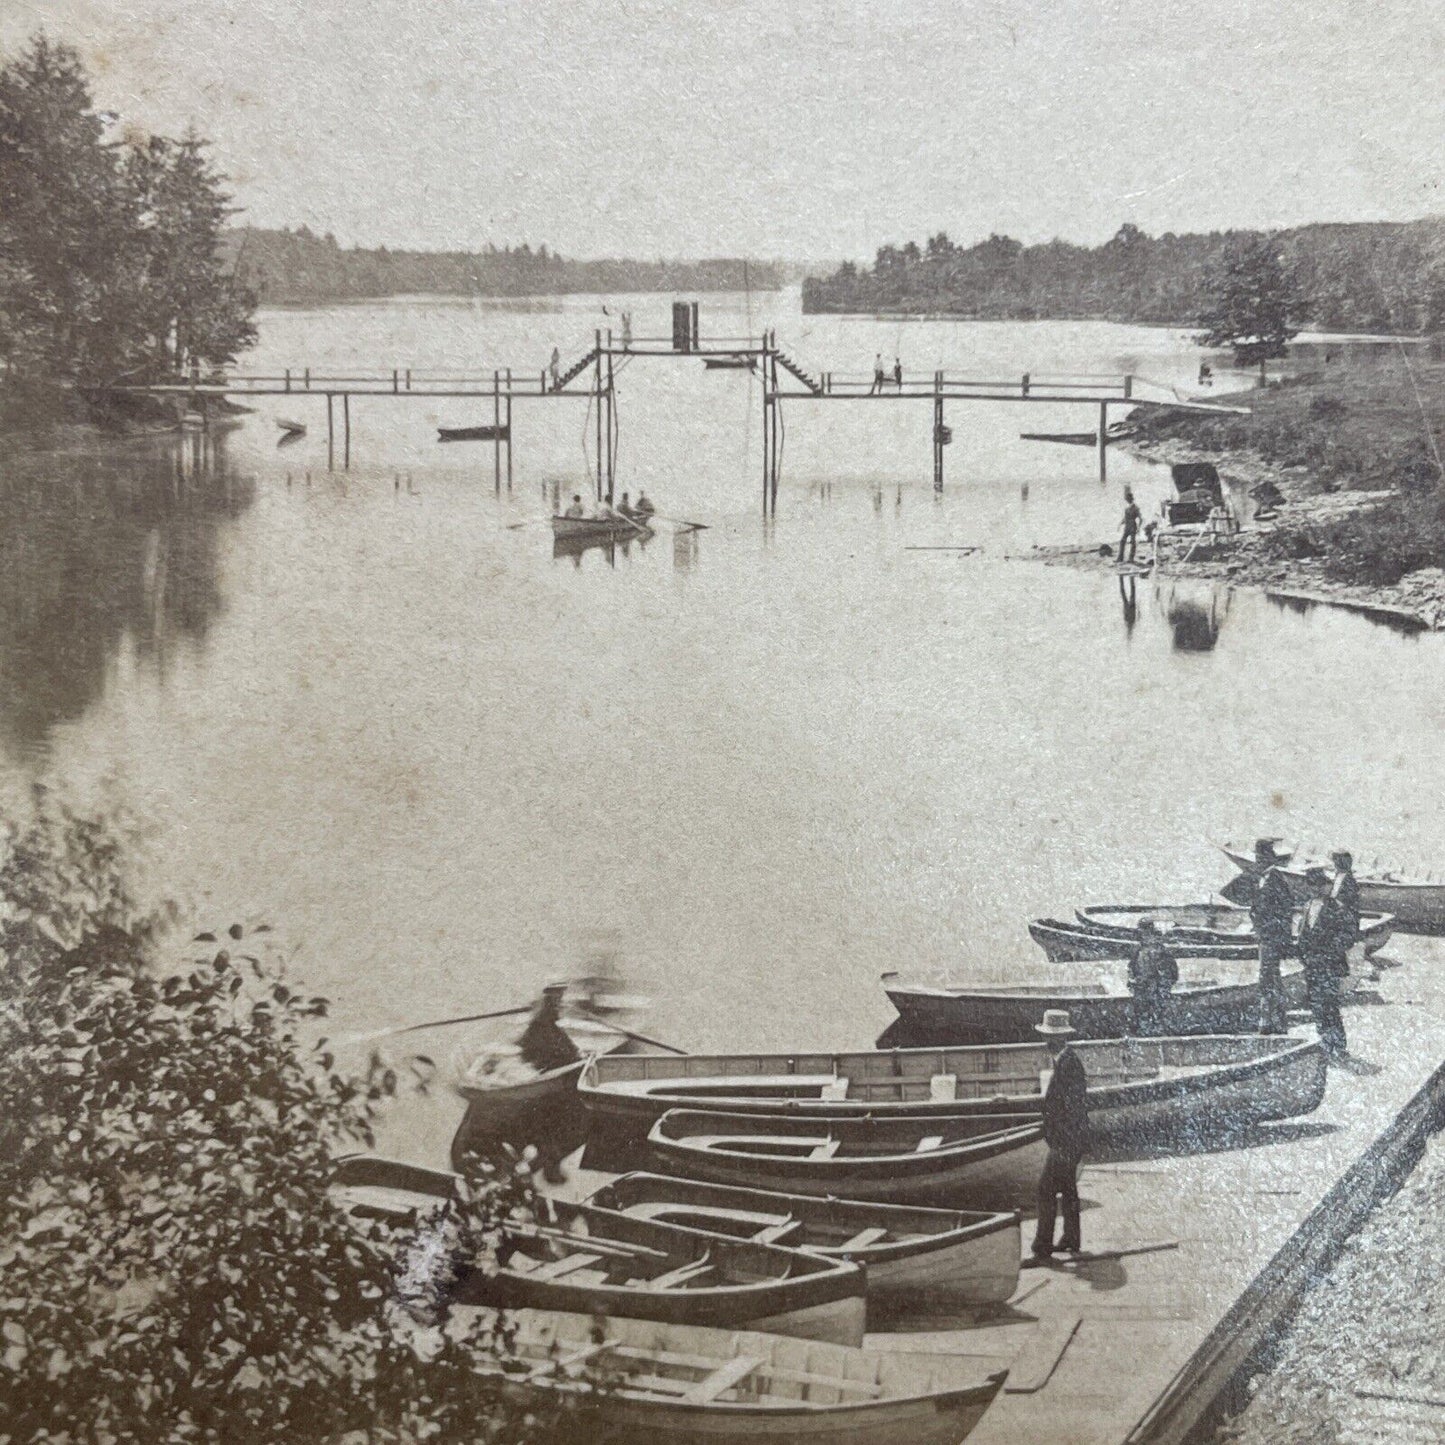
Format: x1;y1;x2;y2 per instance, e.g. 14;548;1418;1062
1133;347;1445;586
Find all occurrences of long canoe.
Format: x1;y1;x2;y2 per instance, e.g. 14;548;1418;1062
649;1110;1044;1208
1029;917;1257;963
459;1307;1009;1445
1073;902;1395;958
880;960;1307;1042
586;1173;1020;1315
1221;843;1445;933
580;1034;1327;1147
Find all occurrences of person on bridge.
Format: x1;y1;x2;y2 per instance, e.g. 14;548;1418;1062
1117;488;1143;563
564;493;586;518
893;356;903;389
1030;1010;1089;1260
870;354;884;395
549;347;561;391
621;312;632;349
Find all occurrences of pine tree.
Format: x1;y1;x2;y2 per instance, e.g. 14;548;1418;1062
1197;235;1307;382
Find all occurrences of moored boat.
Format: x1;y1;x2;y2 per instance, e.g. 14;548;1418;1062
1072;902;1395;958
551;514;652;539
1029;916;1257;963
649;1110;1044;1207
276;417;307;436
1220;842;1445;933
580;1034;1326;1147
438;423;506;441
584;1172;1021;1314
880;959;1307;1042
462;1307;1009;1445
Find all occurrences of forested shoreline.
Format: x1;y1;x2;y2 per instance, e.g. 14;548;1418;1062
229;227;789;305
803;220;1445;334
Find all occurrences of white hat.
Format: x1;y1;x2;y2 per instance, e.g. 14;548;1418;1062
1035;1009;1076;1037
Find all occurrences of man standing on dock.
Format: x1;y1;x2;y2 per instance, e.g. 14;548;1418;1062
1248;839;1294;1034
1030;1010;1089;1260
1298;868;1350;1059
1331;850;1363;971
1117;488;1143;563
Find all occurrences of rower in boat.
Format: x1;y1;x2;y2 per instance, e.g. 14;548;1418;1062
617;491;635;519
517;985;582;1183
563;494;586;519
1127;919;1180;1036
634;490;655;520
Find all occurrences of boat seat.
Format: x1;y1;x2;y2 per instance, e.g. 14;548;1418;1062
915;1135;945;1153
929;1073;958;1102
526;1252;606;1282
528;1341;616;1378
648;1259;716;1290
755;1219;803;1245
682;1354;764;1404
820;1078;850;1101
808;1139;842;1160
837;1226;890;1251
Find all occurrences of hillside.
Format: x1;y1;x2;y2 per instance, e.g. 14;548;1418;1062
803;219;1445;334
227;228;788;305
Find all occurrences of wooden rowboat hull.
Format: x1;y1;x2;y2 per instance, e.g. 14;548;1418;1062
551;515;653;539
471;1309;1007;1445
1029;918;1257;963
585;1173;1022;1313
881;965;1307;1044
581;1035;1326;1149
1221;845;1445;933
1074;903;1396;958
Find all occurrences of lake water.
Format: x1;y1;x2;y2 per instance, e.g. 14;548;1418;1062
3;290;1443;1098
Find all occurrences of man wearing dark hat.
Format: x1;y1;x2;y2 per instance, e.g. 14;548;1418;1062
1247;839;1294;1034
1128;918;1180;1036
1030;1010;1089;1259
1298;868;1349;1058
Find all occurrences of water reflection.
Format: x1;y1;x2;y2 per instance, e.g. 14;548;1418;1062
1160;581;1231;653
552;530;655;568
1118;576;1138;636
673;529;699;573
0;436;253;761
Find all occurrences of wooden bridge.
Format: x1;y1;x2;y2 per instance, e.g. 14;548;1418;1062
113;325;1247;511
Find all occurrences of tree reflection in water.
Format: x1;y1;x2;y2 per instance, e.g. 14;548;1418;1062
0;432;253;760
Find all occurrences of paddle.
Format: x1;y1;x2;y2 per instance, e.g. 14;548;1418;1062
571;1007;689;1057
650;513;708;532
343;1002;534;1045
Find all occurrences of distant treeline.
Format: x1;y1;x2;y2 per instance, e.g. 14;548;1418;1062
803;220;1445;334
229;227;789;305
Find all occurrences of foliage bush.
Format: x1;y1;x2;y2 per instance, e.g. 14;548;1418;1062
0;795;571;1443
1262;495;1445;585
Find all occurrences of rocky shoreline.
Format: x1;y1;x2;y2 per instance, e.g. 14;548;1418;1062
1022;433;1445;631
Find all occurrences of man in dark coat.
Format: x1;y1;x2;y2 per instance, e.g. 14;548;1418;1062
1331;849;1365;976
1128;918;1180;1036
1298;868;1350;1058
1247;839;1295;1034
517;984;581;1073
1030;1009;1089;1259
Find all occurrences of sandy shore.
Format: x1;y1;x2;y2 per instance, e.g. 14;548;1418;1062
1022;432;1445;631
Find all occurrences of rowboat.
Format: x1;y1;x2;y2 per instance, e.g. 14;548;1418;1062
461;1307;1008;1445
1220;843;1445;933
331;1153;458;1226
1030;917;1256;963
584;1173;1021;1315
449;1016;634;1169
649;1110;1044;1208
476;1198;867;1345
276;417;307;436
438;424;506;442
551;514;653;540
1074;902;1395;958
880;960;1308;1042
580;1034;1326;1146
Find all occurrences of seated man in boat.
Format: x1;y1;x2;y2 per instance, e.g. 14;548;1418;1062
563;493;586;519
633;490;656;519
1127;919;1180;1036
1030;1010;1089;1261
617;491;635;518
517;984;581;1074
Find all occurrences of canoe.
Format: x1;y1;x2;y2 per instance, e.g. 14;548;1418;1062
580;1034;1326;1147
584;1172;1021;1315
880;960;1308;1042
449;1016;634;1169
480;1198;866;1345
460;1307;1008;1445
1029;917;1257;963
649;1110;1045;1208
551;514;652;539
1074;902;1395;958
1221;842;1445;933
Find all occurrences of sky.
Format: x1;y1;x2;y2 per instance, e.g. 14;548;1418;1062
5;0;1443;260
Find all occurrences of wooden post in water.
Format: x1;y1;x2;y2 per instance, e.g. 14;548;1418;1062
326;394;334;470
343;393;351;469
933;371;944;491
594;332;604;501
493;370;501;493
1098;400;1108;482
769;351;780;515
505;368;513;488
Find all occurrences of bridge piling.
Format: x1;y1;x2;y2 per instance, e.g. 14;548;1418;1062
343;393;351;470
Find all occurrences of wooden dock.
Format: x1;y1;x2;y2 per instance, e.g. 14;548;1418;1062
110;325;1249;509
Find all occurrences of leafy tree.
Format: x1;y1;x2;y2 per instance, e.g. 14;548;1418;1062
1197;234;1307;381
0;795;569;1443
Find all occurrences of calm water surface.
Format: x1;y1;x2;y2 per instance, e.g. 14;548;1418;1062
3;291;1442;1143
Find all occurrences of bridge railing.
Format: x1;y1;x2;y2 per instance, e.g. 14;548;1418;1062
813;370;1135;399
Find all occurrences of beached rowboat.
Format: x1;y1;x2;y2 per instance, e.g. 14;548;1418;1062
584;1173;1021;1315
1073;902;1394;957
880;960;1307;1042
1029;917;1256;963
648;1110;1045;1208
1220;842;1445;932
580;1034;1326;1147
551;514;652;539
460;1307;1008;1445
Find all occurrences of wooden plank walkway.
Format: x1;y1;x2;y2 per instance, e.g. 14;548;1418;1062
873;934;1445;1444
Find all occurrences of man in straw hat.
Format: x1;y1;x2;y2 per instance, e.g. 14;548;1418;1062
1247;839;1294;1034
1030;1009;1090;1260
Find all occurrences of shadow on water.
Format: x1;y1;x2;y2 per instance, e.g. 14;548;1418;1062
1158;580;1231;653
0;432;254;761
1266;590;1428;638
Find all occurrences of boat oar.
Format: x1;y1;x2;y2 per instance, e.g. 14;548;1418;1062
650;513;708;532
342;1002;534;1045
573;1007;688;1056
